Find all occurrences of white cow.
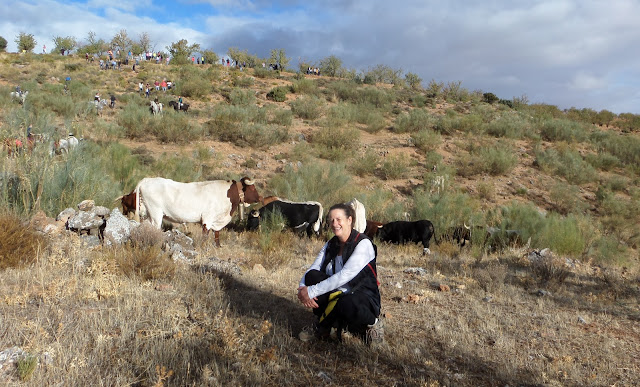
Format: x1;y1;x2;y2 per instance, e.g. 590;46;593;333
347;198;366;233
134;177;262;246
49;134;79;155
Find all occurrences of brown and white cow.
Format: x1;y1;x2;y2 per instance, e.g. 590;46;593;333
133;176;262;246
364;220;384;240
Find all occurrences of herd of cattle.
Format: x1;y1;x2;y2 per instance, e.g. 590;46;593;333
117;176;522;254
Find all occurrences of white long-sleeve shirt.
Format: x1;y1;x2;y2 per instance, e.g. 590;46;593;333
299;239;375;300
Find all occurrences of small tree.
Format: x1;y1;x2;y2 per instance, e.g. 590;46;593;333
405;72;423;90
201;49;219;64
319;55;343;77
0;36;7;52
15;32;36;53
111;29;132;54
269;48;290;70
166;39;200;65
78;31;107;56
52;35;77;54
138;32;152;54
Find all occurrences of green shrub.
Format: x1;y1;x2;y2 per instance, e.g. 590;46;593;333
584;152;620;171
117;103;151;139
412;190;481;235
291;78;318;94
267;86;288;102
393;109;433;133
534;146;598;184
349;150;380;177
151;110;204;143
289;96;324;120
268;163;355;206
456;145;517;177
0;212;46;270
270;108;293;126
312;126;360;160
484;113;532;139
229;88;256;106
380;153;410;180
176;78;211;99
253;67;274;79
17;355;38;381
233;75;255;88
411;129;441;152
540;118;588;142
150;153;202;182
550;182;588;215
483;92;499;104
590;130;640;167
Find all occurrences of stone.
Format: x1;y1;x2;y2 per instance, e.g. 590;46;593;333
80;235;102;248
483;296;493;302
403;267;427;276
164;229;196;261
56;207;76;223
77;199;95;211
103;208;131;246
407;294;420;303
536;289;551;297
67;210;104;231
438;284;450;292
577;316;587;324
394;282;403;289
252;264;266;274
93;206;111;217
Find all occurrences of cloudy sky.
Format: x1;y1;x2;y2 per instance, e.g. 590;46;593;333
1;0;639;113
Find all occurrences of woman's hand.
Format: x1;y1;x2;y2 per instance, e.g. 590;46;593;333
297;286;318;309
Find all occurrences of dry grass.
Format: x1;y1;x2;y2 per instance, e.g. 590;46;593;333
0;212;47;270
0;232;638;386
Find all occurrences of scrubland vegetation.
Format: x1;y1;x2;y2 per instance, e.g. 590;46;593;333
0;51;639;386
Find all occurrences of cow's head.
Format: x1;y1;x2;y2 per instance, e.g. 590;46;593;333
246;209;260;230
115;190;137;216
240;177;262;204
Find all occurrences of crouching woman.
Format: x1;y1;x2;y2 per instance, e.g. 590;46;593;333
297;203;383;344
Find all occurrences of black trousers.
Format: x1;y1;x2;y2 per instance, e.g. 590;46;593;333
305;270;377;332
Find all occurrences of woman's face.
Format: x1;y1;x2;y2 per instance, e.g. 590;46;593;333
328;208;353;242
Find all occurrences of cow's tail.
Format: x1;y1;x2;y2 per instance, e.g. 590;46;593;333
134;181;142;223
313;202;324;235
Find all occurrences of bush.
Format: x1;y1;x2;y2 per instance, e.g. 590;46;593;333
540;118;588;142
289;96;324;120
484;113;532;139
535;146;598;184
268;163;355;206
380;153;410;180
270;108;293;126
410;129;441;152
584;152;620;171
349;150;380;177
590;130;640;167
111;245;175;281
152;110;204;144
411;190;481;236
393;109;433;133
267;86;287;102
483;92;499;104
456;145;517;177
211;119;288;149
550;182;588;215
129;222;165;248
229;88;256;106
312;126;360;161
176;78;211;99
232;75;255;88
291;78;318;95
0;212;46;270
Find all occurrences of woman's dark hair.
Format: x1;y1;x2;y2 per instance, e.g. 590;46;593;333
328;203;356;224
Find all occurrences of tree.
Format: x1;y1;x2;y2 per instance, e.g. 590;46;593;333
15;32;36;53
201;49;219;64
111;29;132;53
269;48;290;70
138;32;152;53
52;36;77;54
0;36;7;52
405;72;423;90
319;55;343;77
78;31;107;55
166;39;200;65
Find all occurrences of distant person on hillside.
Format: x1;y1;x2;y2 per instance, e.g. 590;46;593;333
178;95;183;110
139;82;143;93
297;203;383;345
145;83;150;98
94;92;100;102
110;94;116;108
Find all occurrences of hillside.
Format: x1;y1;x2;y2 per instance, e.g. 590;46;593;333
0;52;639;386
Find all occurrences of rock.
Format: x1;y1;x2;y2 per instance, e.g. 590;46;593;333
536;289;551;297
407;294;420;303
56;207;76;223
297;133;306;142
540;248;552;257
252;264;266;274
67;210;104;231
77;199;95;211
403;267;427;276
164;229;196;261
438;284;450;292
483;296;493;302
103;208;131;246
94;206;111;217
317;371;332;383
80;235;102;248
155;284;173;292
577;316;587;324
394;282;403;289
0;346;27;370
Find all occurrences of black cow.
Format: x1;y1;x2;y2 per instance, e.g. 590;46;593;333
378;220;435;255
246;200;323;237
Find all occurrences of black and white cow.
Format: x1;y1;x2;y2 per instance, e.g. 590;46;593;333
378;220;435;255
246;199;323;237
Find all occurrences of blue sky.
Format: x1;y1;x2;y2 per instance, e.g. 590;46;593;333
2;0;639;114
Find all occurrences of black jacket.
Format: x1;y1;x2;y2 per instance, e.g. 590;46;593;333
321;229;381;315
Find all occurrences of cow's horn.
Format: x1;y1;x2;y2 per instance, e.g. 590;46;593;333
243;177;254;185
464;223;470;230
114;195;123;202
